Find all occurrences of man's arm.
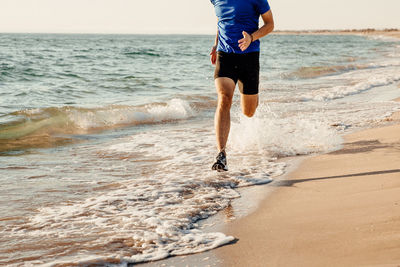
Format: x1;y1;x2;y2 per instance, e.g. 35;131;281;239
210;29;219;65
238;10;274;52
251;10;274;42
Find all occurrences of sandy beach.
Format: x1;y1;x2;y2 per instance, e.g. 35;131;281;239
215;106;400;266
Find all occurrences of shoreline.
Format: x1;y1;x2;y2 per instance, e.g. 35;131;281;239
139;156;309;267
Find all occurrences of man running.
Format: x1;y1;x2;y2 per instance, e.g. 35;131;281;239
210;0;274;171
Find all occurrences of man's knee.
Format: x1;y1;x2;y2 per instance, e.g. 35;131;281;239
242;105;257;117
241;94;258;117
218;93;233;109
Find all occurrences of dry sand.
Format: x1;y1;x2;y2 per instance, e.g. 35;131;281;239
216;114;400;266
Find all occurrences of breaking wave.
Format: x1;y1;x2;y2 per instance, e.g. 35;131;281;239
0;99;195;140
0;99;196;153
284;62;400;79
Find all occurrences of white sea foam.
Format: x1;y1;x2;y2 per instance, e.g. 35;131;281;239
230;104;342;156
4;121;286;266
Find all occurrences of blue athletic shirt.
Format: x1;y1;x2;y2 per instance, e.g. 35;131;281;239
210;0;271;54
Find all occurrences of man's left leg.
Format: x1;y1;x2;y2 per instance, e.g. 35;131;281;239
238;51;260;117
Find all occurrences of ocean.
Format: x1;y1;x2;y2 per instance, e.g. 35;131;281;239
0;33;400;266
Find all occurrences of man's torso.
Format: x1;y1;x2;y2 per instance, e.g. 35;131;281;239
211;0;270;54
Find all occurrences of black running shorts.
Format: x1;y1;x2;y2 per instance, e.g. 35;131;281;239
214;51;260;95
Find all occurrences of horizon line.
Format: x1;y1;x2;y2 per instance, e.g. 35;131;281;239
1;28;399;35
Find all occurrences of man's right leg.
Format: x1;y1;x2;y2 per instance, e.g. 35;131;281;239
214;77;235;154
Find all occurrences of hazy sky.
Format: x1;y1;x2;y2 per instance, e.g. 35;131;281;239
1;0;399;34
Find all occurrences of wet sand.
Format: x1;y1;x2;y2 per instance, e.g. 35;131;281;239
215;111;400;266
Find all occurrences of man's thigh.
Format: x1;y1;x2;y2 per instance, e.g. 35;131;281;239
237;52;259;95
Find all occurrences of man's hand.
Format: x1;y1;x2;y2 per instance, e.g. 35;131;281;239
238;31;252;52
210;45;217;65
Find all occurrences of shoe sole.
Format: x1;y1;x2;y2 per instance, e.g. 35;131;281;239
212;163;228;172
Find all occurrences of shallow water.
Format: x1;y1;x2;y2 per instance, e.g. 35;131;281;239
0;33;400;266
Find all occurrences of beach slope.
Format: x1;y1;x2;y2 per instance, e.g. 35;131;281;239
216;120;400;266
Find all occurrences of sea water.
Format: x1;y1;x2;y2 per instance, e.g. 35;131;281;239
0;33;399;266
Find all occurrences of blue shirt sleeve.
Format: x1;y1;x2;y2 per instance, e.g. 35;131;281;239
210;0;215;5
256;0;271;15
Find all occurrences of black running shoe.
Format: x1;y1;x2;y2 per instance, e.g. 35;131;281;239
212;151;228;172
